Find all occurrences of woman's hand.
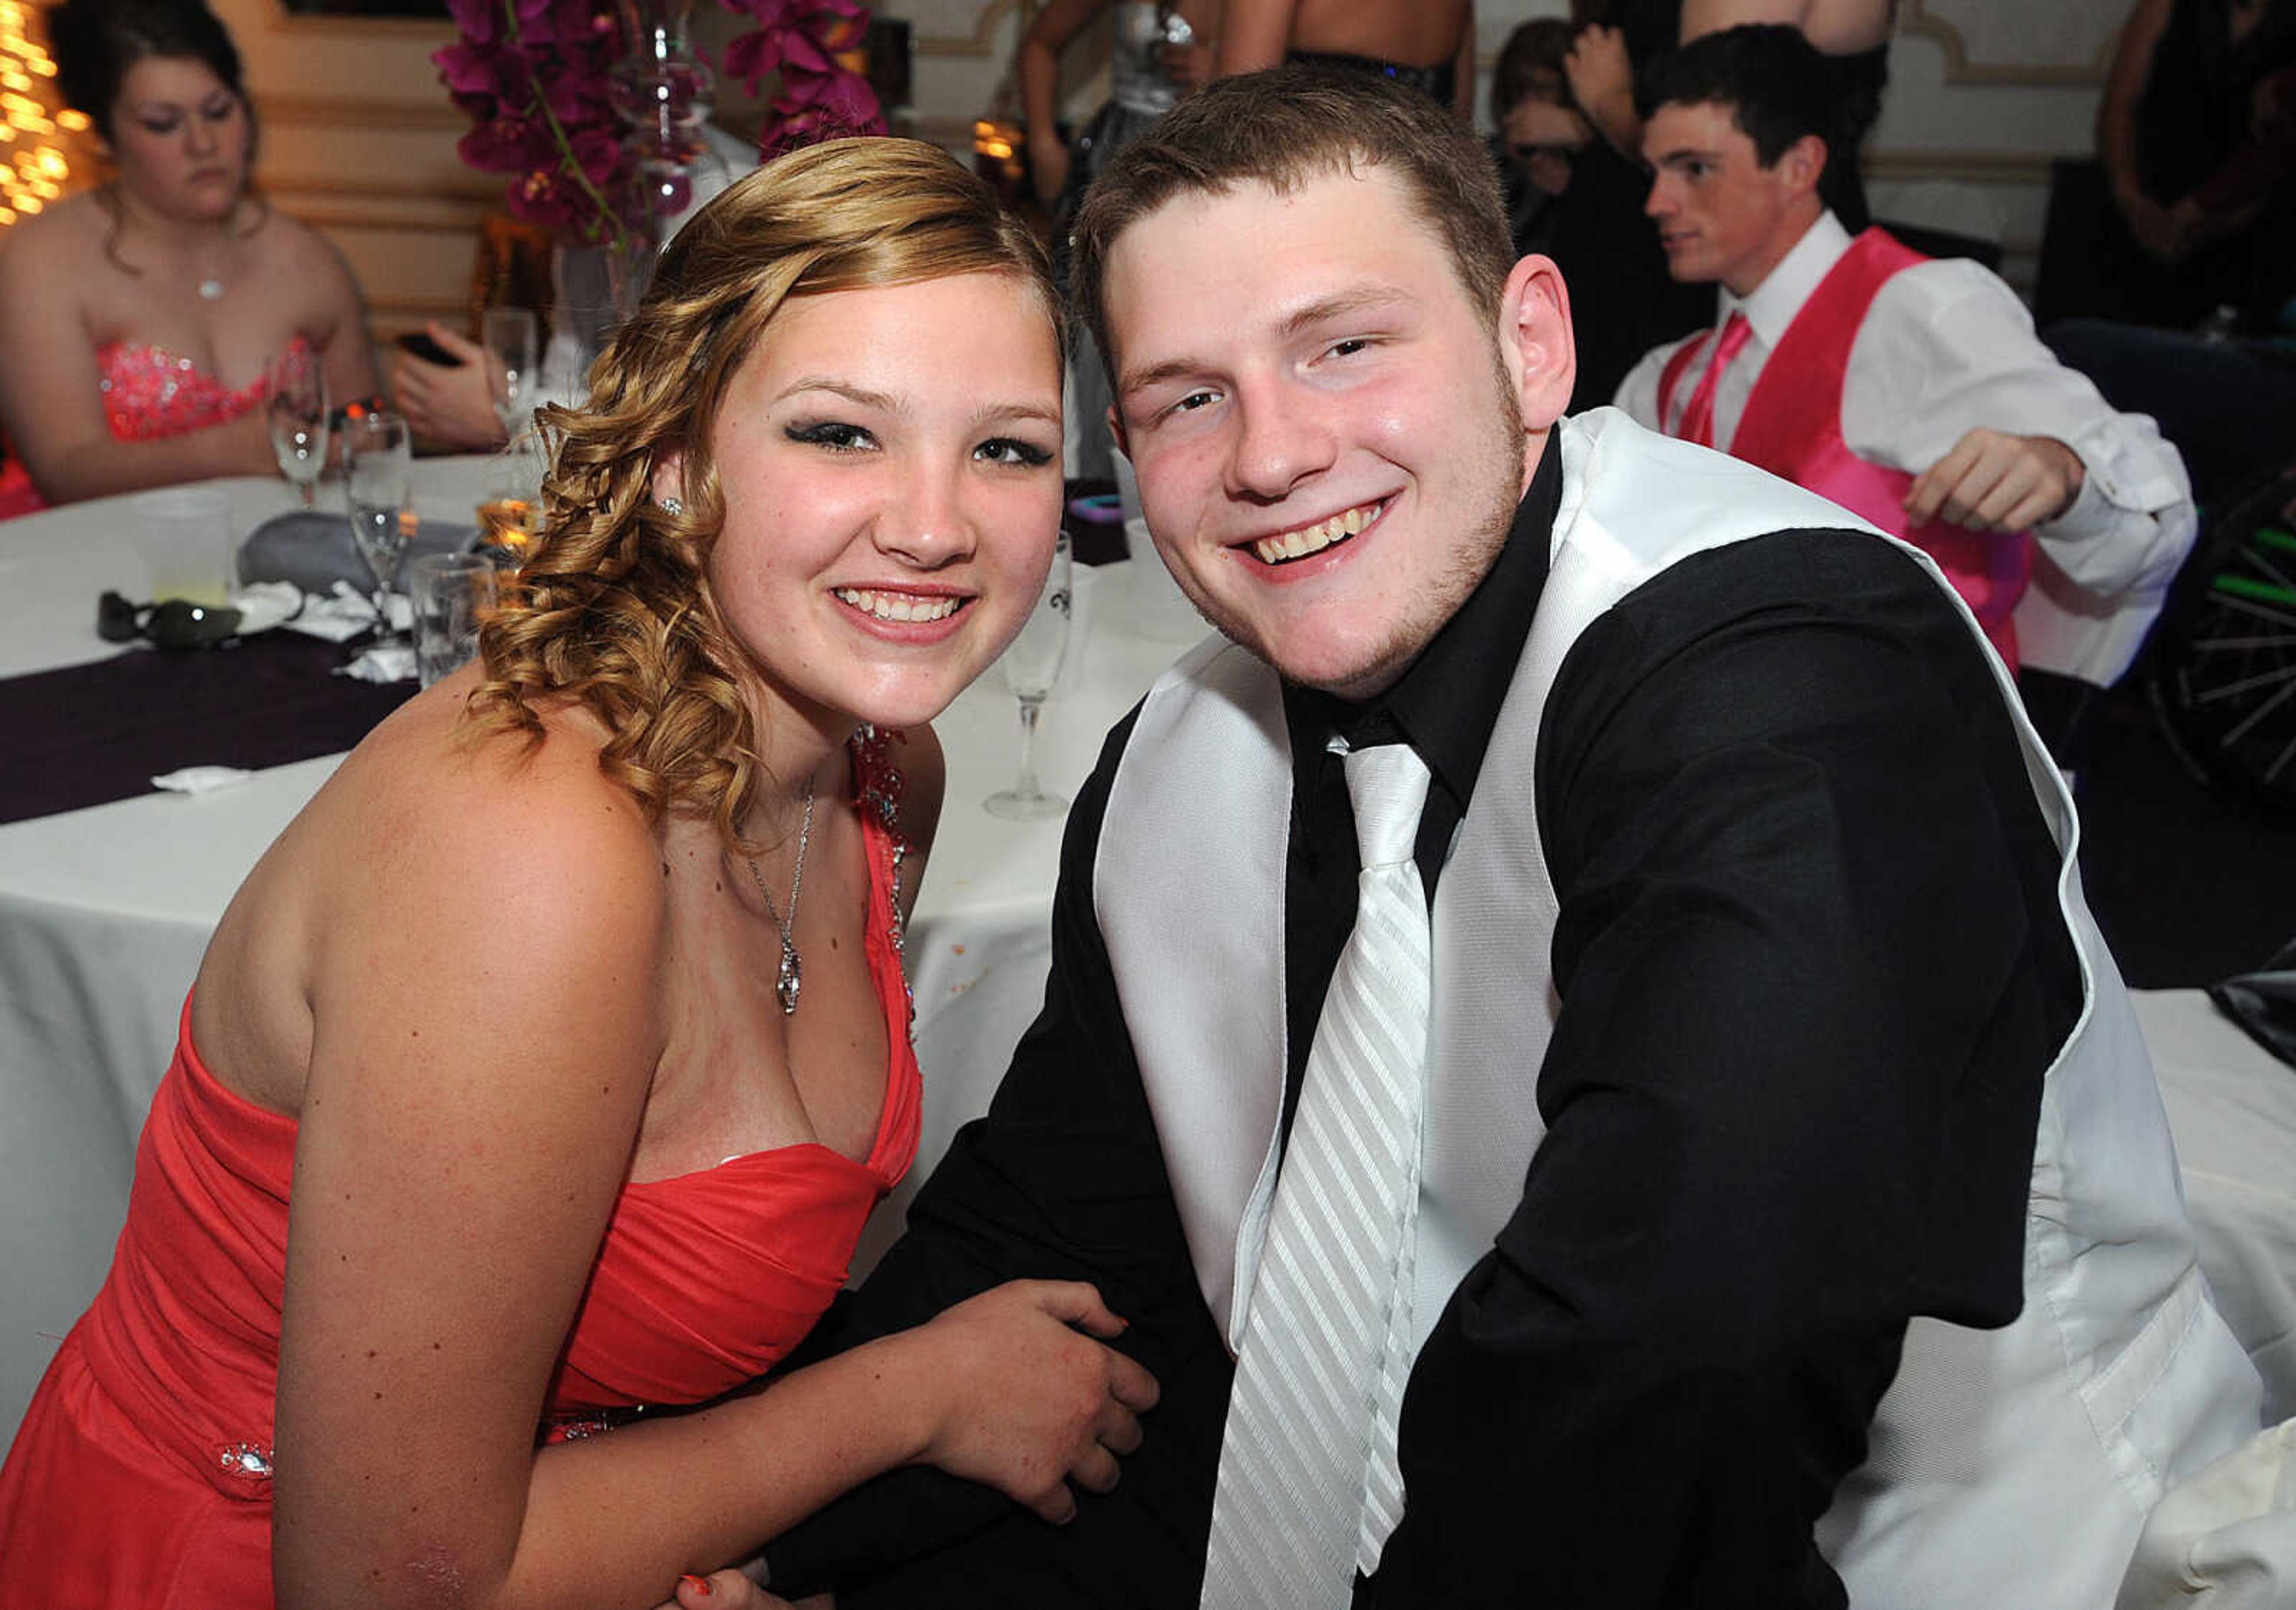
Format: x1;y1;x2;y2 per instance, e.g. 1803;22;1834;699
906;1280;1161;1524
1565;26;1642;155
654;1568;826;1609
1159;37;1220;90
1027;130;1073;207
389;322;509;452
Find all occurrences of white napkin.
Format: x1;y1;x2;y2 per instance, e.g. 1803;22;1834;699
282;581;395;644
227;581;303;637
152;765;254;796
338;643;417;683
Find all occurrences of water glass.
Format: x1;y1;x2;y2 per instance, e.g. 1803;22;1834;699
344;410;414;643
407;552;500;688
135;486;235;606
266;347;329;508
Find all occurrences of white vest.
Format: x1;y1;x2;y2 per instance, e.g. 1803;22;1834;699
1092;410;2263;1606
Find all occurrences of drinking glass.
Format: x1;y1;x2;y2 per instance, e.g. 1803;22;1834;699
344;410;414;646
483;306;541;446
984;531;1074;821
408;551;500;688
265;347;329;508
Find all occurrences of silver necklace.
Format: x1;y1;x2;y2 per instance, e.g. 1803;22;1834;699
745;777;817;1015
197;276;225;302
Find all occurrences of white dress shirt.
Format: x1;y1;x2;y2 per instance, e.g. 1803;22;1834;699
1615;212;2198;682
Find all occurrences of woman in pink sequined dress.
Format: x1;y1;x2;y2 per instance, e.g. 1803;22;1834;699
0;0;376;516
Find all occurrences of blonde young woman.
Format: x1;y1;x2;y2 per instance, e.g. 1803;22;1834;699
0;0;375;513
0;138;1155;1609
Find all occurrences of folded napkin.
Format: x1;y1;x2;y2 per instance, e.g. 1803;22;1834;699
338;642;417;684
152;765;255;796
284;581;408;644
227;581;304;637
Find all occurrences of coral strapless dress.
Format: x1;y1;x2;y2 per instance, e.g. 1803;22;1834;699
0;339;300;519
0;738;922;1606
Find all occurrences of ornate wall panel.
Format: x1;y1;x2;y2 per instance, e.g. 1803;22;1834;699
1900;0;2121;85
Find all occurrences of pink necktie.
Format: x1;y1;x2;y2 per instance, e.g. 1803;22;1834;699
1677;311;1752;450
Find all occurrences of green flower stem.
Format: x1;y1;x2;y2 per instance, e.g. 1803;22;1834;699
501;0;631;249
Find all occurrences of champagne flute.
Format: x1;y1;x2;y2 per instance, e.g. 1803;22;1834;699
483;305;541;447
344;410;414;646
985;531;1075;821
265;347;329;509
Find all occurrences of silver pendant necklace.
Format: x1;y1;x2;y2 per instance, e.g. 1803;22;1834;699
197;277;225;302
745;776;817;1016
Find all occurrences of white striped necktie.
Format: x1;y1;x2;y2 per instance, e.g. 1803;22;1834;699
1201;741;1434;1609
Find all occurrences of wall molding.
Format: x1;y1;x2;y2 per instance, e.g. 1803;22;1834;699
261;91;468;132
1864;146;2060;185
257;0;453;44
1898;1;2117;87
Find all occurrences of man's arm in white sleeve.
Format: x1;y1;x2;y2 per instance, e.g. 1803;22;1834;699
1845;258;2197;608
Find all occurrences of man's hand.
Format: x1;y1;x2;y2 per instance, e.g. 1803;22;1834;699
1904;428;2086;532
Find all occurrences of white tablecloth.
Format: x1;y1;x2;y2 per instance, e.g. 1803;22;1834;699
0;468;1199;1445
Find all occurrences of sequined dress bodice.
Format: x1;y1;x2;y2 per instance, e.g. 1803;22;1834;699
94;339;287;442
0;734;921;1605
0;338;301;518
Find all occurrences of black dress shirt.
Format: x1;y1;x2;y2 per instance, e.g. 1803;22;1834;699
768;439;2082;1608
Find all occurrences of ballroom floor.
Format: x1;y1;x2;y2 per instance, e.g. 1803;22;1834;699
2077;676;2295;990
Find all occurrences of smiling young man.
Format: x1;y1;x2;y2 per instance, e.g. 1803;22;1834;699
1617;25;2196;691
764;66;2262;1610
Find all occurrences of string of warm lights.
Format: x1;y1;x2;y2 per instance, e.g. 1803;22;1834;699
0;0;88;226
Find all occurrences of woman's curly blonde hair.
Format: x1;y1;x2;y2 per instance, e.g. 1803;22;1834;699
469;137;1059;850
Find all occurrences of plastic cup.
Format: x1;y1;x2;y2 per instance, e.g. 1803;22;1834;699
407;552;500;689
135;487;235;607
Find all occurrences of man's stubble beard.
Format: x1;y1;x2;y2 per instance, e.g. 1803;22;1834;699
1273;362;1528;702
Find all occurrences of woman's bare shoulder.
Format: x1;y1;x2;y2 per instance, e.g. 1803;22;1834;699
0;192;106;287
262;683;667;959
198;679;669;1109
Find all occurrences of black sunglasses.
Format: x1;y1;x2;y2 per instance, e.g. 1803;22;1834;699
97;589;244;650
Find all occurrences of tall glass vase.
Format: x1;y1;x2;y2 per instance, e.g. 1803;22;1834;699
611;0;721;231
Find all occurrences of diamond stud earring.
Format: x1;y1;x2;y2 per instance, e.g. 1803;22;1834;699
658;494;685;516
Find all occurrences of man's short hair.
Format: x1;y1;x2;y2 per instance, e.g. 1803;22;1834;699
1070;66;1516;376
1634;23;1838;168
1492;19;1580;124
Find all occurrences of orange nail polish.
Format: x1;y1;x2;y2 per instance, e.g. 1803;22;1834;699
680;1575;713;1597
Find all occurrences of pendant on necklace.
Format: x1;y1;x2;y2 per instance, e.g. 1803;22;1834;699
775;939;802;1016
197;278;225;303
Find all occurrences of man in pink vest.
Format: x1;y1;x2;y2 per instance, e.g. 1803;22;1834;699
1616;24;2195;682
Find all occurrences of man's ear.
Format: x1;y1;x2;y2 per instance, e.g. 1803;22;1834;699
1779;133;1828;201
1498;253;1577;435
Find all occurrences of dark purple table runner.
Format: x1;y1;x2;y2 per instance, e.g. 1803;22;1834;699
0;634;413;826
0;481;1127;827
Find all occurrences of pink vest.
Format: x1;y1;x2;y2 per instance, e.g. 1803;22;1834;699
1657;228;2031;668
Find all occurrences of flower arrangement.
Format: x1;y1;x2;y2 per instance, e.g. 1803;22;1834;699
436;0;884;242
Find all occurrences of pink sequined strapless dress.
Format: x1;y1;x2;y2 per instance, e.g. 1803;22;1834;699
0;338;302;518
0;736;923;1606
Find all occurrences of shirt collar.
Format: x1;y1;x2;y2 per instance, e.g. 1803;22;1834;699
1283;433;1564;808
1724;209;1852;350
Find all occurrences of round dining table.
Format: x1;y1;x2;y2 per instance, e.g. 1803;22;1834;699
0;463;1199;1445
